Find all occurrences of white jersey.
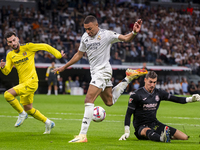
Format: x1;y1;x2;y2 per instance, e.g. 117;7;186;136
79;28;121;74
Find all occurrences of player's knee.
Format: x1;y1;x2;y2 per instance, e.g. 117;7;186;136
26;108;35;115
182;135;189;140
104;101;113;107
4;91;14;101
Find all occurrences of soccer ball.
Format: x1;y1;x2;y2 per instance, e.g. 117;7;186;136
92;106;106;122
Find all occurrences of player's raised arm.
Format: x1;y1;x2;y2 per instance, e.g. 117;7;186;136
0;57;13;75
118;19;142;42
54;50;84;73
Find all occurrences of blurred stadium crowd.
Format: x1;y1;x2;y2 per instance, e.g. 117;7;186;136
0;1;200;71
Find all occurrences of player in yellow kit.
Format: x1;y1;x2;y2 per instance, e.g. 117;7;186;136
0;31;65;134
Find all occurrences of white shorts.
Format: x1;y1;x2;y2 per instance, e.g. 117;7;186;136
90;68;113;91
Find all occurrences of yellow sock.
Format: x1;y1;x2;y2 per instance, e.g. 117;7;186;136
26;108;47;123
4;91;23;113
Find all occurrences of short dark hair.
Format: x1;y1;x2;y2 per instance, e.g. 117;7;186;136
84;15;97;24
51;59;55;63
4;31;16;40
145;71;158;79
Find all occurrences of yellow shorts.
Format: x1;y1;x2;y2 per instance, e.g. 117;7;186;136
13;79;38;105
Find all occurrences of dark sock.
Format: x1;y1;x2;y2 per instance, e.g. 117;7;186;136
146;129;161;142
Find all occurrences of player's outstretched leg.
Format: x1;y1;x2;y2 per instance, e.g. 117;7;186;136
68;134;88;143
112;68;148;104
15;112;28;127
160;126;171;143
43;120;55;134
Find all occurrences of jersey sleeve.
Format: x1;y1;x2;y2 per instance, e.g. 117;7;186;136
46;67;50;77
124;94;137;126
106;30;121;44
27;43;62;59
168;95;187;104
158;89;187;104
158;89;170;100
0;52;13;75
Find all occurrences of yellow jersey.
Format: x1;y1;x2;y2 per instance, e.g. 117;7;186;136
1;43;62;83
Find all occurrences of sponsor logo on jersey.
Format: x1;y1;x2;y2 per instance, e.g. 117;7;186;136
143;103;157;110
155;95;160;101
86;42;100;50
14;57;29;64
97;35;101;40
23;52;27;56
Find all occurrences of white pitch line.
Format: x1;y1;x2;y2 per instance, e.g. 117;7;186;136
162;116;200;120
0;115;199;126
47;112;200;120
47;112;125;116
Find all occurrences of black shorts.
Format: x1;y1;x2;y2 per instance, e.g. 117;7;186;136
134;120;176;140
48;78;57;86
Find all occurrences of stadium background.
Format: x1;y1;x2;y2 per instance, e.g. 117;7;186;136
0;0;200;94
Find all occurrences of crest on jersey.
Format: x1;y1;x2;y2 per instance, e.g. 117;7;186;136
155;95;160;101
23;52;27;56
129;98;133;103
97;35;101;40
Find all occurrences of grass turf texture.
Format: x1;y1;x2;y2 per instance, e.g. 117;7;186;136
0;94;200;150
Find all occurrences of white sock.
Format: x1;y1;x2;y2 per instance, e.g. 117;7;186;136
79;103;94;135
112;78;129;105
48;90;51;95
20;110;26;115
45;118;51;125
55;90;58;95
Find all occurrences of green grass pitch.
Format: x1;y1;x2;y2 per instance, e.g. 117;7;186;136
0;94;200;150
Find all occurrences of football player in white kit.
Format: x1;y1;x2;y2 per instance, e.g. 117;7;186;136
54;15;148;143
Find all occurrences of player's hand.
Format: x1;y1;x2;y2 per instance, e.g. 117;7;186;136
53;66;65;74
133;19;142;33
186;94;200;102
119;132;130;140
192;94;200;102
0;59;5;69
119;126;130;140
61;50;65;57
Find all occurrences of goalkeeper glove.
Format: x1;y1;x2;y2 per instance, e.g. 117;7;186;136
186;94;200;102
119;126;130;140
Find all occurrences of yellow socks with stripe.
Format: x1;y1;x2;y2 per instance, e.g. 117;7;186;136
4;91;23;113
26;108;47;123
